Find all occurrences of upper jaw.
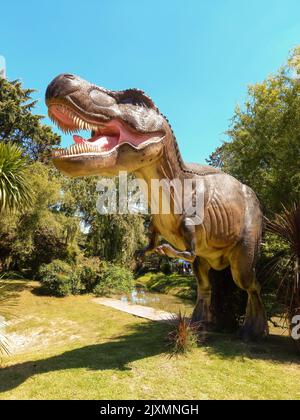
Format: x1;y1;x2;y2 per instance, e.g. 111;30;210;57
48;101;165;160
47;100;111;133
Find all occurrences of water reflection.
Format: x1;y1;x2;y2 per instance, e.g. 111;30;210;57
118;288;194;315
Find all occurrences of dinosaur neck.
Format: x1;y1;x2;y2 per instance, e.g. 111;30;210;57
134;128;185;216
135;128;184;182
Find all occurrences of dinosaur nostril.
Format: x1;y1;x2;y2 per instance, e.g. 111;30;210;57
63;74;75;80
45;73;80;100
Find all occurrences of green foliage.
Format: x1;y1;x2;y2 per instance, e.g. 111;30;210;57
0;163;82;274
0;142;32;213
87;214;146;268
207;47;300;215
40;258;134;298
60;175;146;268
161;260;173;275
0;78;60;161
40;259;84;297
94;263;134;297
76;256;103;292
266;204;300;351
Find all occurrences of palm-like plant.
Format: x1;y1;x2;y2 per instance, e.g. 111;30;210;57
0;142;32;213
0;142;31;356
267;204;300;351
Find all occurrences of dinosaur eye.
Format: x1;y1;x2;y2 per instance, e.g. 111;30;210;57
119;97;135;105
119;97;147;106
89;89;115;106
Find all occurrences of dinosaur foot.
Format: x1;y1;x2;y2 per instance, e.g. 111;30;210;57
237;319;269;342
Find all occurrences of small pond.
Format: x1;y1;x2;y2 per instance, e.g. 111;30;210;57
117;288;194;316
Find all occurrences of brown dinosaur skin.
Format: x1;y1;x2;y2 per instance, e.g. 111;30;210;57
46;74;269;340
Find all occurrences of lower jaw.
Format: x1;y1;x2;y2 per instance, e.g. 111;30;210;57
52;143;119;159
52;151;117;176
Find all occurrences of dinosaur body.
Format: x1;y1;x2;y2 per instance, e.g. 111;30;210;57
46;74;269;340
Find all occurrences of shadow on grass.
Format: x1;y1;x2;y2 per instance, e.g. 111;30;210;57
0;280;33;296
0;321;169;393
0;319;298;394
204;332;299;365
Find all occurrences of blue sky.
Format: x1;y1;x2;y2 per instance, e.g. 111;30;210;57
1;0;300;162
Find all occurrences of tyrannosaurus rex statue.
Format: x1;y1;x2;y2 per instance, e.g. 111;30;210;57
45;74;269;340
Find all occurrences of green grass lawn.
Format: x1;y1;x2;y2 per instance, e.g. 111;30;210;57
136;272;197;300
0;280;299;400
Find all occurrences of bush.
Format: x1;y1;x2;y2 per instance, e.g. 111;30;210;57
40;259;134;298
94;263;134;297
76;256;103;292
40;259;84;297
161;261;173;275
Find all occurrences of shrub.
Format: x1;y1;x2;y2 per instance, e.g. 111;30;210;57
76;256;103;292
161;261;173;275
94;263;134;297
40;259;84;297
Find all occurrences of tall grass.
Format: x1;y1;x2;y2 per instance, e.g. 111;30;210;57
167;311;203;357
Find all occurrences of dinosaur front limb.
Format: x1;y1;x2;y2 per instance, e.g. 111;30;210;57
155;244;196;263
155;217;197;263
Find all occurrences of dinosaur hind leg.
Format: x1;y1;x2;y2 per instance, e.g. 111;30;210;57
191;257;212;326
230;243;269;341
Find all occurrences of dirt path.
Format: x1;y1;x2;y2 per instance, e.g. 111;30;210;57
92;298;174;321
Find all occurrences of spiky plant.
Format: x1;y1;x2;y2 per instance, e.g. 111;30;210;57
0;142;31;213
267;204;300;351
0;143;31;356
167;311;203;357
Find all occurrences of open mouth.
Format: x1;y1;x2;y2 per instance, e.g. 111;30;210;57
48;104;161;159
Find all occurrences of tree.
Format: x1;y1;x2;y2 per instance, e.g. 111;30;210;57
0;143;32;213
0;163;82;275
207;47;300;215
60;176;146;268
207;47;300;327
0;78;60;161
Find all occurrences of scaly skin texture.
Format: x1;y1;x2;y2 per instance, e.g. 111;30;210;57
46;74;269;340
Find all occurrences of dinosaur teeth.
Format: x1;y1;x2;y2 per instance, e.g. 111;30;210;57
50;105;104;133
52;141;105;158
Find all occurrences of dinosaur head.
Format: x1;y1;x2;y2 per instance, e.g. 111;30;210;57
45;74;166;177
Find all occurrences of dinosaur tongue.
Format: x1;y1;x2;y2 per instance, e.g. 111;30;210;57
73;134;110;149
